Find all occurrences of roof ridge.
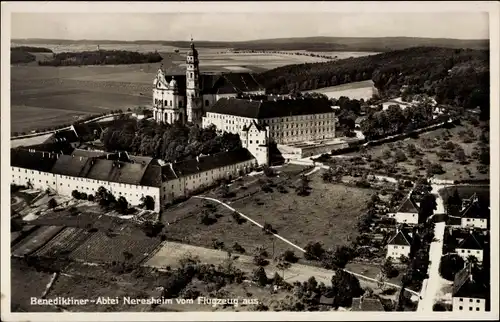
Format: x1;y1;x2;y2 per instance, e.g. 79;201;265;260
223;76;240;93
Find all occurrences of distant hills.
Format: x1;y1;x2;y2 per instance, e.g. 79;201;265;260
11;36;489;52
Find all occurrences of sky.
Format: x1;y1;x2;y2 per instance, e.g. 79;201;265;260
11;12;489;41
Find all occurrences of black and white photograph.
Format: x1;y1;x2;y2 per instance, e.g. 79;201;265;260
1;1;498;320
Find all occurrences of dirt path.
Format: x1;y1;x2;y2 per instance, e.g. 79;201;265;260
191;195;418;296
145;241;394;298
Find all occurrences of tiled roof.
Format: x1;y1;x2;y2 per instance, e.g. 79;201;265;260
71;149;108;158
171;148;255;178
161;164;178;181
457;233;484;250
460;200;489;219
158;73;263;96
50;155;91;177
351;297;385;311
85;159;149;186
140;164;162;187
48;129;80;143
387;229;413;246
242;120;267;132
453;264;488;299
206;97;334;119
72;122;103;138
22;142;75;155
11;148;59;172
396;196;420;213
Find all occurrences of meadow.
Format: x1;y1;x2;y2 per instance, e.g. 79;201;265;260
306;80;375;100
162;167;374;263
11;43;356;134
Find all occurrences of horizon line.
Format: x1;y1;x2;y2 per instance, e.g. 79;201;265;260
10;35;490;43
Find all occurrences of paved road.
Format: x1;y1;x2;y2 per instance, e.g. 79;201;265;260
416;184;447;312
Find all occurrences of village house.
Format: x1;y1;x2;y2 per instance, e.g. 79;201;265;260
387;194;420;225
386;229;413;262
452;264;488;312
455;232;486;264
458;194;489;229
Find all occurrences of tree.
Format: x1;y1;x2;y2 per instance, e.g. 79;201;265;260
47;198;57;209
116;196;129;214
262;165;276;177
419;193;437;223
439;254;465;281
445;189;462;216
380;257;399;279
296;175;311;196
71;190;81;199
262;222;274;235
304;242;325;260
455;148;468;164
331;269;364;307
140;195;155;210
217;184;230;198
252;267;268;286
394;150;408;163
276;257;292;279
282;250;299;263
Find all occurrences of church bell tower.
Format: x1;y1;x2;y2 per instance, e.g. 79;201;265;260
186;38;201;124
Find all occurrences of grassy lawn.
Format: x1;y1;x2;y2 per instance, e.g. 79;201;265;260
163;168;374;263
346;120;489;181
11;258;60;312
345;261;404;287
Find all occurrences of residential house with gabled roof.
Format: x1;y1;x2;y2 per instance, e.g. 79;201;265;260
458;196;488;229
455;232;486;263
388;193;420;225
386;229;413;262
452;264;488;312
240;121;269;165
351;296;385;311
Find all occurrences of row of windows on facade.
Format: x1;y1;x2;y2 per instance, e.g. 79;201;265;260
223;119;333;128
14;177;150;198
458;307;482;311
459;298;482;303
465;218;485;222
211;113;335;122
12;169;151;190
458;249;481;254
154;99;184;107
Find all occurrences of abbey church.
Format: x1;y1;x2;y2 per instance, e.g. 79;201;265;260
152;39;265;125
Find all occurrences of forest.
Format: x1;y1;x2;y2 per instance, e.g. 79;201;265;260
100;117;242;162
256;47;489;118
10;46;53;64
11;46;53;53
38;50;163;66
11;49;36;64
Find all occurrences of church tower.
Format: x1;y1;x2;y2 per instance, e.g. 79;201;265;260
186;38;202;124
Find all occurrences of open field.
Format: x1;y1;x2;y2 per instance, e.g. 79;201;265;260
162;168;374;262
306;80;375;100
345;120;489;181
11;258;60;312
10;41;375;133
